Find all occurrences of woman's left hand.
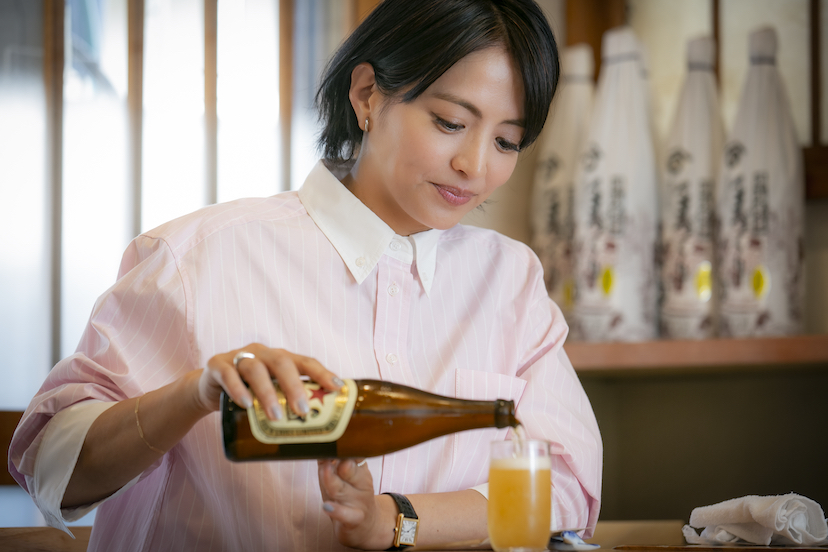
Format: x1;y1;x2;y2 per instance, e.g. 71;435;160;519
317;458;395;550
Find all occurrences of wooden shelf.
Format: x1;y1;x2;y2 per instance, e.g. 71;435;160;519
565;334;828;375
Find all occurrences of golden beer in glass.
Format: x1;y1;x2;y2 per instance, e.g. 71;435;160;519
488;439;551;551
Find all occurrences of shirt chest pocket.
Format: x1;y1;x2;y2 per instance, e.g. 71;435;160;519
448;369;527;490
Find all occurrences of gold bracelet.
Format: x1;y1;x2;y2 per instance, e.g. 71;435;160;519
135;395;165;455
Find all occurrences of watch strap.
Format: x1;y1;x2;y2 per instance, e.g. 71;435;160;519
384;492;418;550
384;492;418;520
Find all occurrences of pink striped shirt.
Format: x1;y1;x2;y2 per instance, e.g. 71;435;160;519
10;160;602;551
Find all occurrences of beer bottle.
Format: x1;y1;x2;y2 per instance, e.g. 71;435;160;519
221;378;518;461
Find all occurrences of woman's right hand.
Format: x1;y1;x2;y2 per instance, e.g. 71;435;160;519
199;344;344;420
64;344;341;508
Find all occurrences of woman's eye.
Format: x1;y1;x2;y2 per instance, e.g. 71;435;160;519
497;138;520;152
435;116;463;132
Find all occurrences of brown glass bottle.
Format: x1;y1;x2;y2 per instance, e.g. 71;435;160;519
222;379;518;461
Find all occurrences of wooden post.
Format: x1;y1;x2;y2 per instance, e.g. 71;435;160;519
43;0;64;367
355;0;380;23
712;0;720;86
811;0;822;148
279;0;293;191
128;0;144;236
804;0;827;199
565;0;627;82
205;0;218;204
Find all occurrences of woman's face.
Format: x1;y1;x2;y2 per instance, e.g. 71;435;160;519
347;47;525;236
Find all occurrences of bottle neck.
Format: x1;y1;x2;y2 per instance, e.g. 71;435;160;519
493;399;518;429
353;381;517;430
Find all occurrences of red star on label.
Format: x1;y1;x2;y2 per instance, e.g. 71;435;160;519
308;387;331;403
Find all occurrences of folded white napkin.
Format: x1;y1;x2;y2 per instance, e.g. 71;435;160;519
682;494;828;546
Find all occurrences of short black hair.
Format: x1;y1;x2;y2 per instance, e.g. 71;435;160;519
315;0;560;162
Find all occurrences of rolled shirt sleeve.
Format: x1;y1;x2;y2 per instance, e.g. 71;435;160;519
32;401;141;533
8;233;193;535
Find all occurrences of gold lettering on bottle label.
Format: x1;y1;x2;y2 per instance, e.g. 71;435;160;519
248;379;357;444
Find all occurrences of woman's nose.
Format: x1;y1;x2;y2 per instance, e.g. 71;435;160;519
451;137;487;179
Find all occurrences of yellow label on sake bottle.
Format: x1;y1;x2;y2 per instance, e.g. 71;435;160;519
600;266;614;296
695;261;712;302
248;379;358;444
752;265;770;298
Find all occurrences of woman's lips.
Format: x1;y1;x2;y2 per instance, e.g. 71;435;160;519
433;183;474;206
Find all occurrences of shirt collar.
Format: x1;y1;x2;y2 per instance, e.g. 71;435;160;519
298;160;443;296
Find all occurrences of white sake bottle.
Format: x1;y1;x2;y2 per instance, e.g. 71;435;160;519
716;27;805;337
530;44;594;322
571;27;658;342
660;36;725;339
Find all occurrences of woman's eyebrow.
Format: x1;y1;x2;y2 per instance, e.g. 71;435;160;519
432;92;525;128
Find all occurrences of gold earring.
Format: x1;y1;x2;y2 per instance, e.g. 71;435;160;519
365;118;370;132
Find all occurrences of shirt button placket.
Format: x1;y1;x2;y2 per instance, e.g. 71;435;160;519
374;263;411;380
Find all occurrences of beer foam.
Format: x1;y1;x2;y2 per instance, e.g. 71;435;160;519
490;456;551;470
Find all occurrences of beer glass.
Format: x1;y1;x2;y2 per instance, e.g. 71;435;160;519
487;439;552;551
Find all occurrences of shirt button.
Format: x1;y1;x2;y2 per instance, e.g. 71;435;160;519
355;257;366;267
389;240;401;251
388;284;399;296
386;353;398;365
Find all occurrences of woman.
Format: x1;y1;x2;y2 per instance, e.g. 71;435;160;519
9;0;601;550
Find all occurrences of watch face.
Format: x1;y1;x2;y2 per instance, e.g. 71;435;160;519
399;518;418;545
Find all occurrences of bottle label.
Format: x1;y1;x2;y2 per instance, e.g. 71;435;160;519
248;379;357;444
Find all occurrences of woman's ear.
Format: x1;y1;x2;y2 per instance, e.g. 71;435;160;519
349;63;376;132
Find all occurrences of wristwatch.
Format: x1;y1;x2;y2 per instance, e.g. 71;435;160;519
384;492;419;549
